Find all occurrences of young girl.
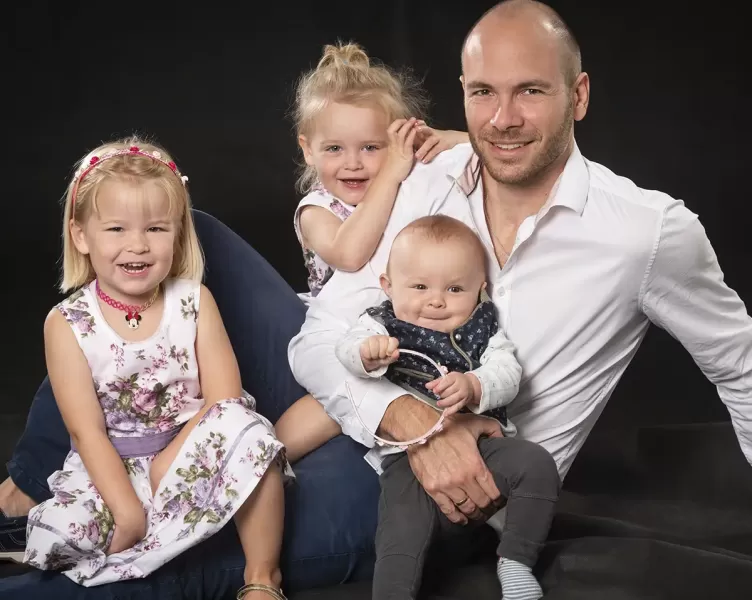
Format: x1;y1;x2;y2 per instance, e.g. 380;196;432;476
274;42;469;460
24;137;291;600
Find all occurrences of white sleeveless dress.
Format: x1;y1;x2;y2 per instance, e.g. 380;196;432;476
23;278;293;586
293;186;354;302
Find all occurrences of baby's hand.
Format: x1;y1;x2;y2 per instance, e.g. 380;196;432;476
360;335;400;372
381;118;420;183
425;371;477;415
414;125;469;163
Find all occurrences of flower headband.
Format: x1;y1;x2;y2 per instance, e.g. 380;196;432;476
71;145;189;210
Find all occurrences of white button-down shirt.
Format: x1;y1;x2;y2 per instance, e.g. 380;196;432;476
288;142;752;478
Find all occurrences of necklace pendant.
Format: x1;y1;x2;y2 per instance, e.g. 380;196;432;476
126;312;142;329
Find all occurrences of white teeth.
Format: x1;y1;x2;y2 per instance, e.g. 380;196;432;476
495;143;526;150
121;263;148;271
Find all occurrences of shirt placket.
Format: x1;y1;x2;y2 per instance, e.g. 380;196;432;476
495;215;536;333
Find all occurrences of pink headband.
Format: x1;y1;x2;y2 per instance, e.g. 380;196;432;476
70;145;189;210
345;349;450;449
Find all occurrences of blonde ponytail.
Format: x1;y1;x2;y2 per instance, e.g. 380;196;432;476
293;40;430;193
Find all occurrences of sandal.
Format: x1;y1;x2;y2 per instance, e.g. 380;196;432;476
236;582;288;600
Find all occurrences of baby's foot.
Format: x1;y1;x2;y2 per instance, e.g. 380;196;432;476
497;557;543;600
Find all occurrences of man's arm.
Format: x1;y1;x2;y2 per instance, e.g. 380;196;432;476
641;199;752;465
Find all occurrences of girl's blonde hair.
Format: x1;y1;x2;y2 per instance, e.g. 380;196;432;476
60;135;204;293
293;41;431;193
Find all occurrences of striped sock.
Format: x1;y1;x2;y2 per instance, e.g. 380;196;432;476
497;557;543;600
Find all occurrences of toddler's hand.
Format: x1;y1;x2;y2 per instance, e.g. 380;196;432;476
107;509;147;555
414;125;469;163
381;118;420;183
425;371;477;415
360;335;400;372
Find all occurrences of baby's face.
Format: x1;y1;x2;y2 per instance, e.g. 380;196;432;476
381;234;486;333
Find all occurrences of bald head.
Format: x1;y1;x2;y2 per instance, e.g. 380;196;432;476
388;215;487;275
463;0;581;87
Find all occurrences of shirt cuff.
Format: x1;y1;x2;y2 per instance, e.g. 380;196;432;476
466;370;493;414
336;338;388;378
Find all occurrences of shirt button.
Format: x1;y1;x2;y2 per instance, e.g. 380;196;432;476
454;333;462;341
498;287;505;297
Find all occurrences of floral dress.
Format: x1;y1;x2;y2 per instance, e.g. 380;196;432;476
293;185;355;301
23;278;293;587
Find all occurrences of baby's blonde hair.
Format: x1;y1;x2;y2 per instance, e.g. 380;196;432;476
293;41;430;193
388;215;488;274
60;135;204;293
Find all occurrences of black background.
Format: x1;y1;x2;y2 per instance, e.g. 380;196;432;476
5;0;748;439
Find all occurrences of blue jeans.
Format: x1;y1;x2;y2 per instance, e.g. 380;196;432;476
0;210;380;598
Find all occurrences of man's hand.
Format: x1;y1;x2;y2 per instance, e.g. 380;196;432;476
360;335;400;372
407;412;503;525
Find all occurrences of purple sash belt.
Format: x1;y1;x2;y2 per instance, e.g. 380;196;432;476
71;426;182;459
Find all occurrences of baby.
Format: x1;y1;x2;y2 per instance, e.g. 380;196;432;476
335;215;561;600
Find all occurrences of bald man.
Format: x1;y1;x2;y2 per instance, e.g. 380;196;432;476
289;0;752;591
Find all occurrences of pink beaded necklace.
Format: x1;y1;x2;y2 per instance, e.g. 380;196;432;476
95;281;160;329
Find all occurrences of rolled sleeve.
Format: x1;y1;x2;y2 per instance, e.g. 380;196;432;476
640;199;752;466
288;304;406;448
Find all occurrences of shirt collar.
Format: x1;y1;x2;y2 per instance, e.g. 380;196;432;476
448;142;590;217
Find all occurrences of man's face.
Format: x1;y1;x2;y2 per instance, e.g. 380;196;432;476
461;24;581;186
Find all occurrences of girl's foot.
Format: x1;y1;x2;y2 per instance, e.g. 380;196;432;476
237;568;285;600
237;583;286;600
0;478;36;517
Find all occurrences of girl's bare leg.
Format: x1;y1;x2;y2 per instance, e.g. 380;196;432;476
235;462;286;598
274;394;341;464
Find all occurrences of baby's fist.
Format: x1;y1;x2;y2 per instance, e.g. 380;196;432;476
360;335;399;372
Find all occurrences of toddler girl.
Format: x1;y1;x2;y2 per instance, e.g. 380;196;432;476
23;137;291;600
274;41;468;460
292;41;468;300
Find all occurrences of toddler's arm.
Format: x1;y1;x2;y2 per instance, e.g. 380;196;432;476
44;309;146;551
298;118;419;273
148;284;242;489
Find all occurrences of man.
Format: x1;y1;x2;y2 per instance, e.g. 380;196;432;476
288;0;752;529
